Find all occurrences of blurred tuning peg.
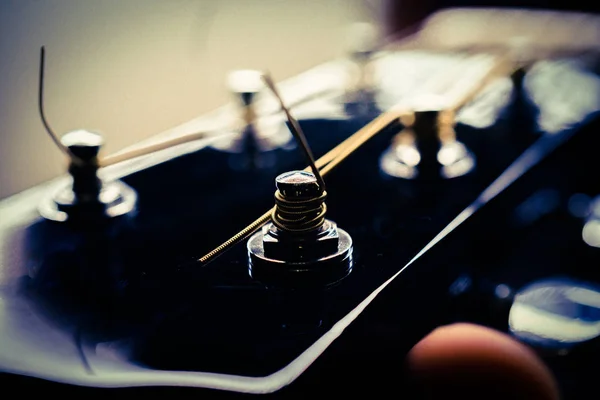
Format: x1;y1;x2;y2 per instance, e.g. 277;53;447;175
343;22;380;117
507;36;537;105
508;36;533;68
38;130;137;224
346;22;378;72
507;37;529;94
210;69;293;170
36;47;137;224
227;68;264;109
380;100;475;180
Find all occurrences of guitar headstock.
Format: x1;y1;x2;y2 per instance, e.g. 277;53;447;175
0;7;599;398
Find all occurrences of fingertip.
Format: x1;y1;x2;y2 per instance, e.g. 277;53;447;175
407;323;560;400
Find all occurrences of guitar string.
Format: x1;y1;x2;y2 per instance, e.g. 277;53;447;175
321;53;514;177
56;56;510;169
197;54;509;265
40;25;519;169
89;31;484;167
197;106;406;265
99;87;339;168
447;55;514;113
38;46;85;166
261;71;326;191
318;52;516;171
100;130;238;167
197;52;512;267
96;22;414;167
37;47;336;169
38;46;221;168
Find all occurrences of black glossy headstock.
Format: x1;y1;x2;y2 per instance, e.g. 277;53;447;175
1;9;599;399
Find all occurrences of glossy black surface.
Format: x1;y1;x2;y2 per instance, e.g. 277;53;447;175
1;52;599;399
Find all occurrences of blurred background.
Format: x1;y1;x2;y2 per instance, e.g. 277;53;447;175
0;1;597;199
0;0;379;198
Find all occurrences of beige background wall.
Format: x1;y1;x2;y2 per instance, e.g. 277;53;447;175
0;0;379;199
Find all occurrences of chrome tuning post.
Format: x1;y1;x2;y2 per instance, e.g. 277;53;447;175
247;74;353;288
380;104;475;180
210;69;293;168
247;170;353;288
38;130;137;223
36;47;137;224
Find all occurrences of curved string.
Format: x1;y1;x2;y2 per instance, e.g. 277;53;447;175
262;71;326;192
38;48;240;169
195;53;515;267
196;104;407;267
38;35;518;170
38;46;84;166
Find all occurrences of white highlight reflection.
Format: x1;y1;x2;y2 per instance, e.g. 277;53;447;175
395;144;421;167
438;141;475;179
510;280;600;346
582;219;600;248
510;303;600;344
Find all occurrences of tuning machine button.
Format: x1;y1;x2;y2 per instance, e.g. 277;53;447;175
247;170;352;288
380;107;475;180
38;130;137;223
210;69;293;167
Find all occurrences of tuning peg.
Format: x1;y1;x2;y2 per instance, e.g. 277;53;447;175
346;22;378;62
227;69;264;107
209;69;293;168
507;36;533;105
248;170;353;288
343;22;380;117
380;105;475;180
38;130;137;224
36;47;137;224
